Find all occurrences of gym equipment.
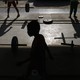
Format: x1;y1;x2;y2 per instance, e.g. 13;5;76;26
25;2;30;12
0;36;27;52
11;36;27;52
43;19;53;24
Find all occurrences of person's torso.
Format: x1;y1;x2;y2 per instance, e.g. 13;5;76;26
31;34;46;63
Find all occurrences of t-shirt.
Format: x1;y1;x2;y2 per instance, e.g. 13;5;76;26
31;34;46;71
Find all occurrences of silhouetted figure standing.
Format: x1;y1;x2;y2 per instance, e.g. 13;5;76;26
4;0;20;18
69;0;79;18
26;20;53;79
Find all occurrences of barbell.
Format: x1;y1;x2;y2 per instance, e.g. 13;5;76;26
0;36;27;52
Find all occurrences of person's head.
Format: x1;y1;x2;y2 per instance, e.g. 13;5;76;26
27;20;40;36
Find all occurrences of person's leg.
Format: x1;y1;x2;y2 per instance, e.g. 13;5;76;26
69;4;73;18
12;1;20;17
74;4;78;18
7;2;11;18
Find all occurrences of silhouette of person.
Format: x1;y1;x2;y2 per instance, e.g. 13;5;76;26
69;0;79;18
26;20;53;79
4;0;20;18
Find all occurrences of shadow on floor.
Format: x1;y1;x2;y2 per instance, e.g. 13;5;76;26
31;0;70;7
0;45;80;80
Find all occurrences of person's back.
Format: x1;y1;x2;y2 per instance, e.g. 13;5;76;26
31;34;46;72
